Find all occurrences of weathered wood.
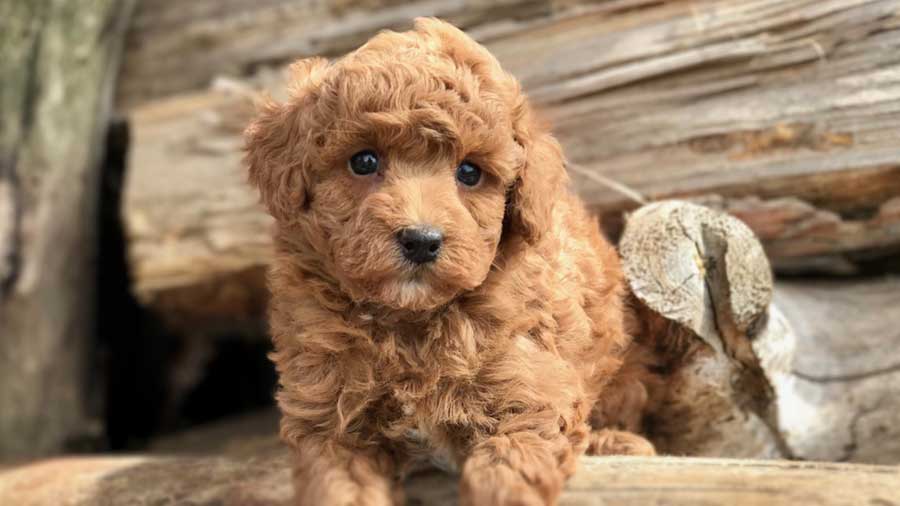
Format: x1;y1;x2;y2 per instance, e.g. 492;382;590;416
621;202;774;352
116;0;567;109
620;201;790;459
123;0;900;327
774;276;900;464
620;202;900;464
529;0;900;272
0;0;135;458
123;89;272;333
2;450;899;506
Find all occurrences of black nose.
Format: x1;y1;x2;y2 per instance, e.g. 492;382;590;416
397;226;443;264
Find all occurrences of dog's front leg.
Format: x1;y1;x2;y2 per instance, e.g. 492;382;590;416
458;411;587;506
290;435;399;506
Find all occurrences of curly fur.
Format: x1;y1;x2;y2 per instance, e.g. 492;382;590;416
245;18;654;506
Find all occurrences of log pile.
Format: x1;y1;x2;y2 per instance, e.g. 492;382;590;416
107;0;900;474
122;0;900;333
0;0;898;500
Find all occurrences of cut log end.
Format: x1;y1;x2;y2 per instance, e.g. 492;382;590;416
619;200;794;459
620;200;774;348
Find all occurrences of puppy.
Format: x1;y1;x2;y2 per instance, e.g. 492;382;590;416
245;18;654;506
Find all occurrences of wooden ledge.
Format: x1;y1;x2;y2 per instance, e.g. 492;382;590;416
2;450;898;506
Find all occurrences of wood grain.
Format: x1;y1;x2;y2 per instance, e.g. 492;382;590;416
621;201;789;459
775;276;900;464
2;451;898;506
620;202;900;464
116;0;561;108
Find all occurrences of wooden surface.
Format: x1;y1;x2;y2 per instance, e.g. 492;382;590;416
620;203;900;463
0;0;135;458
116;0;568;108
2;450;899;506
621;202;774;349
620;204;900;465
491;0;900;272
775;277;900;464
124;89;271;333
123;0;900;327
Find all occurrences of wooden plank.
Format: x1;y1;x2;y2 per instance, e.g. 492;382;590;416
2;451;898;505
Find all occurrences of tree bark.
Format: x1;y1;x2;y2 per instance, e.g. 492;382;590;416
0;0;135;458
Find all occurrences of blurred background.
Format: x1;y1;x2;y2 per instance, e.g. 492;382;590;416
2;0;900;468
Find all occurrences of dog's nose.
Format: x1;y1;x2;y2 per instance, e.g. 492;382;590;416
397;226;443;264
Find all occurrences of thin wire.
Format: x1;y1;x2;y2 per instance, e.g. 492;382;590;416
567;162;648;206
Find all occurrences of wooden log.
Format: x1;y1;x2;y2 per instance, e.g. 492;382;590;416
621;202;900;464
123;0;900;328
526;0;900;273
0;0;135;458
2;450;899;506
774;277;900;464
116;0;566;109
124;89;272;333
620;201;790;459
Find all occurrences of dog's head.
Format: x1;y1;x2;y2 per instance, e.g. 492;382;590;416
245;18;566;311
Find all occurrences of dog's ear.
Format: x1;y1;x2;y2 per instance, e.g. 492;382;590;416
244;57;329;221
505;102;568;245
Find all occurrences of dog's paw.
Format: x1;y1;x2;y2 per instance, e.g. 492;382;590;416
586;429;656;456
299;486;396;506
459;470;547;506
459;454;560;506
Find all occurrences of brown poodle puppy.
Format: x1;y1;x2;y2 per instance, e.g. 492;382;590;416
245;18;654;506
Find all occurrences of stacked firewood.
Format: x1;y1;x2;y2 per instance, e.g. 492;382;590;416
117;0;900;468
2;1;899;502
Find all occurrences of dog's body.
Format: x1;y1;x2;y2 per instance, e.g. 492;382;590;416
246;18;653;506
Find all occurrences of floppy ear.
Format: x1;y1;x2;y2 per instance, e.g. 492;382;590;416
505;102;569;245
244;57;329;221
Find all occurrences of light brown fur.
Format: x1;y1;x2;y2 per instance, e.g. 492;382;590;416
245;18;654;506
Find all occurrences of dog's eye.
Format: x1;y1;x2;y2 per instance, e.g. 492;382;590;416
456;161;481;187
349;150;379;176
